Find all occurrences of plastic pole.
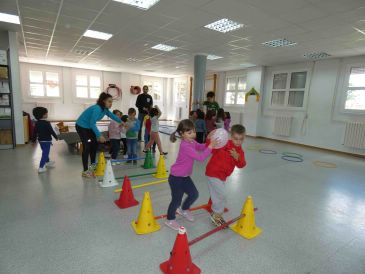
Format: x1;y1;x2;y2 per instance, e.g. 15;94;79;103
114;179;168;193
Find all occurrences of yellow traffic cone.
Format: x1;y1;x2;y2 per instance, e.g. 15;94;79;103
230;196;262;239
154;155;168;179
94;152;106;176
131;192;161;235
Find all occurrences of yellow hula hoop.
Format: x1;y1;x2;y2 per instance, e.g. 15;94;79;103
312;161;337;168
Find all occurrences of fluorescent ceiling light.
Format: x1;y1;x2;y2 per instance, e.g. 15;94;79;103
204;18;244;33
207;54;223;60
151;44;177;51
113;0;160;10
304;52;331;60
262;38;296;48
83;30;113;40
0;12;20;24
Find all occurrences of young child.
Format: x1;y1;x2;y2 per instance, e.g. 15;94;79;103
189;110;197;123
206;124;246;226
108;110;123;161
203;91;220;113
32;107;58;173
144;105;167;155
224;112;231;131
143;107;157;153
165;119;217;230
215;108;225;129
121;114;128;158
205;110;216;134
125;108;141;164
195;110;206;144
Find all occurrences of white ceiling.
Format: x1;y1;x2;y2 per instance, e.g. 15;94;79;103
1;0;365;76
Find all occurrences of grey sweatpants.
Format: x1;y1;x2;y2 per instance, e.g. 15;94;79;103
207;176;227;214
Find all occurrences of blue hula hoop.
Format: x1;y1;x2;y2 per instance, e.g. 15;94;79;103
259;149;277;155
281;155;303;162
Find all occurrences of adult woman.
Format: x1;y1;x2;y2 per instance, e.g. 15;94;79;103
76;92;121;177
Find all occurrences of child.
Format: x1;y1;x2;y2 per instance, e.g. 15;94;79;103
189;110;197;122
165;119;217;230
143;107;157;153
32;107;58;173
144;105;167;155
108;110;123;160
205;124;247;226
224;112;231;131
121;115;128;158
215;108;225;129
205;110;216;134
195;110;206;144
203;91;220;113
125;108;141;164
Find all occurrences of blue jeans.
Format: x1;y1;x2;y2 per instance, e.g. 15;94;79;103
39;142;51;168
167;175;199;220
110;139;120;159
127;138;137;159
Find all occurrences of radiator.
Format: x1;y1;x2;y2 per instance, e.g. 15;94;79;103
344;122;365;149
273;116;292;137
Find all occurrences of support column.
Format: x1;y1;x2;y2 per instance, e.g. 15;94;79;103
192;55;206;110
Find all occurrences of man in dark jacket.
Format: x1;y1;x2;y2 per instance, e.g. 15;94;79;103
135;85;153;141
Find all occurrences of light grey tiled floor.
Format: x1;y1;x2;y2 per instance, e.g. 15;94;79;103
0;135;365;274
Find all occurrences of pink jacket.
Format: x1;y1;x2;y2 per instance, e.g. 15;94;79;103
108;120;122;139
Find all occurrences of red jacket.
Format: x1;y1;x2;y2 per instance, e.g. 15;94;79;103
145;118;151;134
205;140;246;181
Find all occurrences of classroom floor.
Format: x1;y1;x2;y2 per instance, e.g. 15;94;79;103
1;133;365;274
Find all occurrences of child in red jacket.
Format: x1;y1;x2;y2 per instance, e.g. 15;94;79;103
205;124;246;226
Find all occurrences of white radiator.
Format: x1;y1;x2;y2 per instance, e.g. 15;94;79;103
344;122;365;149
273;116;292;137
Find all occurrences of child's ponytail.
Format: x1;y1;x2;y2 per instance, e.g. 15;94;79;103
170;131;178;143
171;119;195;143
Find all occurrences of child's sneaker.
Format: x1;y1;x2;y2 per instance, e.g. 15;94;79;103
82;170;94;178
165;219;180;231
38;167;47;173
177;208;194;222
210;212;226;227
45;161;55;168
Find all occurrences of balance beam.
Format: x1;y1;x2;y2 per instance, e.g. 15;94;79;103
115;170;169;180
114;179;168;193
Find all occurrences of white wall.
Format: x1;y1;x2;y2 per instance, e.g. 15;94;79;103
258;57;365;156
20;63;169;120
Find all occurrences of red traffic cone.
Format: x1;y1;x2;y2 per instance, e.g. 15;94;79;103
204;197;229;213
114;176;139;209
160;226;201;274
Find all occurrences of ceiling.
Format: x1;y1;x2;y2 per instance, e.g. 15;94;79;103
1;0;365;76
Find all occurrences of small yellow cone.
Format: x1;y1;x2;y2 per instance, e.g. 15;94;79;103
94;152;106;176
230;196;262;239
154;155;168;179
131;192;161;235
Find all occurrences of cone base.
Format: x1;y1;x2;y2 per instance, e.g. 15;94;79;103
160;261;201;274
154;174;168;179
142;165;155;169
131;220;161;235
114;199;139;209
99;181;118;188
230;223;262;239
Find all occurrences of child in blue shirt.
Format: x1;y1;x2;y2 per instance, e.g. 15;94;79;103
195;110;206;144
125;108;141;164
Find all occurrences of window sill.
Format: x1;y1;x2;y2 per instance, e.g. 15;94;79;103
267;106;306;112
340;109;365;115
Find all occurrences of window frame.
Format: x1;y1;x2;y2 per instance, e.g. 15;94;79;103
269;69;310;111
339;64;365;115
27;69;62;99
224;75;247;107
72;69;103;102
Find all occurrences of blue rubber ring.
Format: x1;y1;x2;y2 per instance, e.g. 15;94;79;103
281;155;303;162
259;149;277;154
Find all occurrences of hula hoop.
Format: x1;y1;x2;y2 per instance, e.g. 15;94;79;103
282;152;303;158
246;144;261;150
259;149;277;154
313;161;337;168
281;155;303;162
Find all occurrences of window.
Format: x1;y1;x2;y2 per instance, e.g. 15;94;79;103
344;67;365;111
29;70;60;97
270;71;307;108
143;80;162;102
174;81;187;103
75;74;101;99
224;76;247;105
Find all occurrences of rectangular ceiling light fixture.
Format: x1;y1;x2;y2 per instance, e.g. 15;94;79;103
83;30;113;40
113;0;160;10
0;12;20;24
262;38;296;48
204;18;244;33
304;52;331;60
207;54;223;60
151;44;177;51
